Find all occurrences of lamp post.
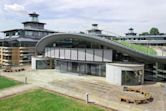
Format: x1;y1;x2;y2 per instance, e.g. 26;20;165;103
85;93;89;104
147;46;148;55
25;76;28;84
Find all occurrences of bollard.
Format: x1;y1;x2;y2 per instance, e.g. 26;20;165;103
86;93;89;104
25;77;27;84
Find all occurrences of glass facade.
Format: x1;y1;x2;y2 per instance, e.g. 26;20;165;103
43;38;166;81
55;60;106;77
36;60;52;69
122;70;143;85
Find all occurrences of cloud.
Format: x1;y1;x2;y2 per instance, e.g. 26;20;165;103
4;3;28;14
40;0;166;24
0;0;166;36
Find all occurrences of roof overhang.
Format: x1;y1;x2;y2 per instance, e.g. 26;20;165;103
36;33;166;64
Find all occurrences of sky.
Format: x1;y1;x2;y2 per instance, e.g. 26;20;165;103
0;0;166;36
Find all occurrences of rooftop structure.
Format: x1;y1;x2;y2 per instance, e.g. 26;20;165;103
0;12;57;66
22;12;46;30
2;12;55;40
88;24;102;35
125;28;137;36
87;24;116;40
29;12;39;22
119;28;166;46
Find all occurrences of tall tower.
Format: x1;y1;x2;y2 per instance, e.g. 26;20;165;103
29;12;39;22
92;24;98;30
129;28;134;33
125;27;137;36
88;24;102;35
23;12;46;29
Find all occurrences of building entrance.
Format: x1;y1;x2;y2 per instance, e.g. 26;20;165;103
55;60;105;77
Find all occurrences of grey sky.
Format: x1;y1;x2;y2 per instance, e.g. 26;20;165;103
0;0;166;36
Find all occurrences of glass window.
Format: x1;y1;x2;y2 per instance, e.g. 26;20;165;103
122;70;142;85
36;60;50;69
6;33;9;36
25;31;33;36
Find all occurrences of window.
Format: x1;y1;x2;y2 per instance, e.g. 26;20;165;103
122;70;143;85
6;33;9;36
25;31;33;36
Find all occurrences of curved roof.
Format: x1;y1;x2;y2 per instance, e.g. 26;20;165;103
36;33;166;64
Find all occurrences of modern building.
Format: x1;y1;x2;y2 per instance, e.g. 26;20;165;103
119;28;166;46
0;12;56;66
32;33;166;85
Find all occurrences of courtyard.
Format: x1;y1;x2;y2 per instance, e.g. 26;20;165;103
0;67;166;111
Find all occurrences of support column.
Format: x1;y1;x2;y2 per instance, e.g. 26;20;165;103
155;62;159;81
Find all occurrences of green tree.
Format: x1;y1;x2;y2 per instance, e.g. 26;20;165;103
139;32;149;36
150;27;160;35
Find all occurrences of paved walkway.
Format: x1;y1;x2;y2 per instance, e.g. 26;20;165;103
1;69;166;111
0;84;37;99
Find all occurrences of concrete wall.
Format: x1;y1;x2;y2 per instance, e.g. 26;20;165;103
106;63;144;86
106;64;122;86
31;56;37;69
45;48;112;62
31;56;52;69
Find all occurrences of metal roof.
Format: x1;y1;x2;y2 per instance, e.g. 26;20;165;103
36;33;166;64
0;37;38;42
2;28;56;33
22;21;46;24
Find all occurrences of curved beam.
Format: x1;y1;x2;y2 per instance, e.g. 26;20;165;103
36;33;166;64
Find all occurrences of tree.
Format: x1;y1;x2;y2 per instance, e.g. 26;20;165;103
150;27;160;35
139;32;149;36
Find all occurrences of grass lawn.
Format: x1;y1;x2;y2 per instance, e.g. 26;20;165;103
114;40;157;55
0;76;21;89
0;89;108;111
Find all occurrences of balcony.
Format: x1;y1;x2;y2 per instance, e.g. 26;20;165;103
19;47;35;50
20;53;32;56
2;50;12;53
2;53;12;56
20;50;35;53
19;59;30;63
3;59;12;62
157;69;166;73
2;63;11;66
2;47;13;49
